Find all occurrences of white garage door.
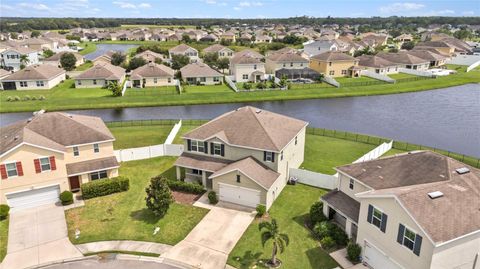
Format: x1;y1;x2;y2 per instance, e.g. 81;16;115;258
6;185;60;211
363;241;402;269
219;183;261;208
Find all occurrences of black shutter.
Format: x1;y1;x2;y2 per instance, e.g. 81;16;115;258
187;139;191;151
272;152;275;162
413;234;422;256
397;224;405;244
210;143;214;155
263;151;267;161
380;213;388;233
220;144;225;156
204;141;208;154
367;204;373;223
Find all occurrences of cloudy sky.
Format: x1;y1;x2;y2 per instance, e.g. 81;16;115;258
0;0;477;18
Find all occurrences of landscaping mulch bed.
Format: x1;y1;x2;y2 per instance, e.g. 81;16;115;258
172;191;203;204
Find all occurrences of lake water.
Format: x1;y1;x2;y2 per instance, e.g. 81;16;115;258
83;44;139;61
1;84;479;157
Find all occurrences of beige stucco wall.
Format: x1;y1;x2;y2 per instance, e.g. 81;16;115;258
430;232;480;269
356;197;434;269
265;59;309;74
132;76;175;87
337;172;372;201
212;170;267;205
63;141;114;164
184;76;222;85
232;63;266;82
75;75;125;88
309;59;357;77
218;49;234;58
361;66;400;75
12;72;66;90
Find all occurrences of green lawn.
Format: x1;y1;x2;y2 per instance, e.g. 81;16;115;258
228;184;338;269
1;66;479;113
335;76;380;83
125;86;178;96
183;84;234;94
75;61;93;71
302;134;377;174
78;42;97;55
0;218;8;262
290;82;333;90
109;125;174;149
173;124;199;144
65;157;209;245
388;73;418;79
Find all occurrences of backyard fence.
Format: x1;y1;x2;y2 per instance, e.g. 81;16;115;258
114;144;183;162
124;88;178;96
224;76;238;92
339;79;388;88
175;79;183;94
121;80;130;96
467;60;480;72
106;119;208;128
164;120;182;145
398;68;435;77
395;76;435;84
322;76;340;88
352;141;393;163
361;70;395;83
289;82;333;90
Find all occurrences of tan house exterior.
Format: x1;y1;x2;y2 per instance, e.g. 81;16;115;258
265;48;310;74
357;55;400;75
75;62;126;88
230;50;265;82
0;112;119;211
322;151;480;269
44;51;85;68
202;44;234;59
168;44;199;63
1;64;66;90
180;62;223;85
174;106;307;210
130;62;175;88
309;51;360;77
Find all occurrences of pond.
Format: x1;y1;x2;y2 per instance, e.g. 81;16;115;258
83;43;139;60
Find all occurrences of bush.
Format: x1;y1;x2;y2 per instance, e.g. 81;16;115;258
347;242;362;262
208;191;218;204
0;204;10;220
320;236;335;249
162;177;205;194
6;96;13;102
256;204;266;216
256;81;266;89
330;224;349;246
313;221;332;239
14;96;21;101
23;95;31;101
310;201;327;225
243;82;252;90
59;191;73;205
39;95;46;100
31;96;37;100
145;176;173;217
81;176;130;199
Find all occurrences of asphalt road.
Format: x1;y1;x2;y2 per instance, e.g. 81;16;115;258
42;258;183;269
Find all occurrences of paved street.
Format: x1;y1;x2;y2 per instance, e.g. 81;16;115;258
41;258;183;269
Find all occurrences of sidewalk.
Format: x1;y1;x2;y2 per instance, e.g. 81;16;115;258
75;240;172;255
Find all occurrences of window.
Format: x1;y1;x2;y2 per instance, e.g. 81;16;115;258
213;77;219;82
236;175;241;183
341;70;347;75
5;162;18;177
242;74;249;79
73;146;79;156
192;169;202;175
329;71;335;76
372;207;383;229
168;78;171;83
282;63;286;67
290;62;293;67
265;152;274;162
253;64;257;70
375;69;380;74
90;170;108;180
93;79;97;85
280;151;284;161
36;81;44;87
19;81;28;87
328;62;332;66
213;143;222;155
78;80;82;85
93;144;99;153
200;77;206;82
191;140;205;153
39;157;51;172
349;178;354;190
154;78;158;83
300;63;303;67
403;227;416;251
295;136;298;145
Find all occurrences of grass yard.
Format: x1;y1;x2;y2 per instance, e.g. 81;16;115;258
388;73;419;79
109;125;174;149
183;84;234;94
0;218;8;262
290;82;333;90
65;157;209;245
126;86;178;96
335;76;381;84
173;124;200;144
75;61;93;71
228;184;338;269
78;42;97;55
302;134;377;174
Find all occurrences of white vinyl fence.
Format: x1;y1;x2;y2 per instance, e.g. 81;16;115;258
164;120;182;144
361;70;395;83
467;60;480;72
352;141;393;163
175;79;183;94
115;144;183;162
322;76;340;87
398;68;435;77
121;80;131;96
224;75;238;92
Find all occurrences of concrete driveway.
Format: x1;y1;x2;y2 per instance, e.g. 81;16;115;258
162;207;254;269
1;204;82;269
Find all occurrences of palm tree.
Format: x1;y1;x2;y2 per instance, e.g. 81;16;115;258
259;219;289;266
20;54;29;65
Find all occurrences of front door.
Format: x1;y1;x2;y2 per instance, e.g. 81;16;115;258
68;176;81;192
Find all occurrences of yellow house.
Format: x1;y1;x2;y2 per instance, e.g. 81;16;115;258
309;51;360;77
0;112;119;211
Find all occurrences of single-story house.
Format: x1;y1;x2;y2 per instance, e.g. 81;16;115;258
130;62;175;88
43;51;85;68
75;62;126;88
180;62;223;85
1;64;66;90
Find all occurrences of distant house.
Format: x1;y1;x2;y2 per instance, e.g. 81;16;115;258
309;51;360;77
265;48;310;74
130;62;175;88
168;44;199;63
395;34;413;42
376;52;430;71
44;51;85;68
406;50;448;67
414;41;455;56
92;51;116;65
1;64;65;90
254;35;273;44
134;50;165;63
220;31;236;43
75;62;126;88
229;50;265;83
180;62;223;85
303;40;339;58
362;34;388;48
0;69;12;90
200;34;219;42
357;55;400;75
202;44;234;59
0;47;40;71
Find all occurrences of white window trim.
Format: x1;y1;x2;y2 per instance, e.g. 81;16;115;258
349;178;354;190
4;161;18;178
371;206;383;229
265;151;274;162
39;156;51;173
213;142;222;156
401;224;418;251
191;140;205;153
73;146;80;157
93;144;99;153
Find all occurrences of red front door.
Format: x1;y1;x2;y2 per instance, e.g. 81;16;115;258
68;176;81;192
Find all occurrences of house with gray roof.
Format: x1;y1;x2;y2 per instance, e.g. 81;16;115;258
180;62;223;85
168;44;199;63
1;64;65;90
130;62;175;88
303;39;339;58
229;50;265;82
75;62;126;88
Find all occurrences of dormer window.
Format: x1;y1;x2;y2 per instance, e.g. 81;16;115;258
213;143;222;155
190;140;205;153
264;151;275;162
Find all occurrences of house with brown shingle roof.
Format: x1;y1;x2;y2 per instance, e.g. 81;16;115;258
168;44;199;63
0;46;41;71
321;151;480;269
229;50;265;82
0;112;119;211
357;55;401;75
309;51;360;77
265;48;309;74
180;62;223;85
202;44;234;59
174;106;308;210
44;51;85;68
376;52;430;71
130;62;175;88
75;62;126;88
1;64;66;90
134;50;165;63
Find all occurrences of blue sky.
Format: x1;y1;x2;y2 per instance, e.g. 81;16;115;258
0;0;478;18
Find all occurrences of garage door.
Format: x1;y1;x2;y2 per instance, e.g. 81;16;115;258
219;183;261;208
6;185;60;211
363;241;402;269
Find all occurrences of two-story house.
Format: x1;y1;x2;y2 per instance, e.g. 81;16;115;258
229;50;266;83
309;51;361;78
168;44;199;63
322;151;480;269
0;112;119;211
202;44;234;59
174;106;308;210
0;47;40;71
265;48;313;77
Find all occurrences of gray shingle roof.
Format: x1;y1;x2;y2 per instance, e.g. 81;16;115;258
3;64;65;81
76;62;125;80
180;62;222;78
131;63;174;80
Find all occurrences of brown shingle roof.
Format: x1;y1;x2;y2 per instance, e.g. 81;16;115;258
311;51;355;62
230;50;264;65
0;112;114;156
357;55;397;68
202;44;231;53
183;106;307;152
180;62;222;78
210;157;280;189
376;52;429;65
45;51;83;61
131;63;174;80
3;64;65;81
321;190;360;222
135;50;165;62
66;156;119;176
267;51;308;62
406;50;448;61
174;152;232;172
169;44;197;54
76;62;125;80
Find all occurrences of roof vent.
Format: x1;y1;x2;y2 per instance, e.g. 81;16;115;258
428;191;444;199
255;109;262;114
13;135;19;141
455;167;470;175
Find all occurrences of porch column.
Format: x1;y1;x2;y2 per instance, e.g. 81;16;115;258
323;202;329;218
176;166;181;180
345;218;353;239
202;171;207;187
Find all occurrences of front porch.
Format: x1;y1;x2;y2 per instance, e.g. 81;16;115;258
321;190;360;241
250;71;265;83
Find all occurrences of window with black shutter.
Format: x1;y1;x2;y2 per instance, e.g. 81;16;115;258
398;224;422;256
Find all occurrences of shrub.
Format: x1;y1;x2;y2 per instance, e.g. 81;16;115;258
310;201;327;225
23;95;31;101
313;221;332;239
66;74;70;79
39;95;46;100
162;177;205;194
145;176;173;217
59;191;74;205
347;242;362;263
330;224;349;246
0;204;10;220
320;236;335;249
14;96;21;101
256;204;266;216
6;96;13;102
31;96;37;100
243;82;252;90
81;176;130;199
256;81;266;89
208;191;218;204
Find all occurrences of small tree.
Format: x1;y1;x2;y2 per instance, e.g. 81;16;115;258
181;34;192;43
171;54;190;70
60;52;77;71
43;49;54;58
128;57;147;71
107;81;122;97
10;32;18;39
259;219;289;266
401;41;415;50
111;52;126;66
30;30;41;38
154;57;163;64
217;57;230;73
347;242;362;263
20;55;29;66
145;176;173;218
203;52;219;67
310;201;327;225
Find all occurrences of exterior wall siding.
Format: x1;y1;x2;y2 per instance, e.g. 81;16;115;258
212;170;267;206
265;59;309;74
232;63;266;82
309;59;357;77
337;172;372;201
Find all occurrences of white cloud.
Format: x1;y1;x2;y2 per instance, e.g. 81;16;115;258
204;0;216;4
239;1;263;7
462;11;474;16
138;3;151;8
234;6;241;10
18;2;50;10
92;8;101;12
0;4;14;10
112;1;151;9
379;2;425;14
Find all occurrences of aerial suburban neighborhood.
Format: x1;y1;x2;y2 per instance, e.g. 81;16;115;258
0;1;479;269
